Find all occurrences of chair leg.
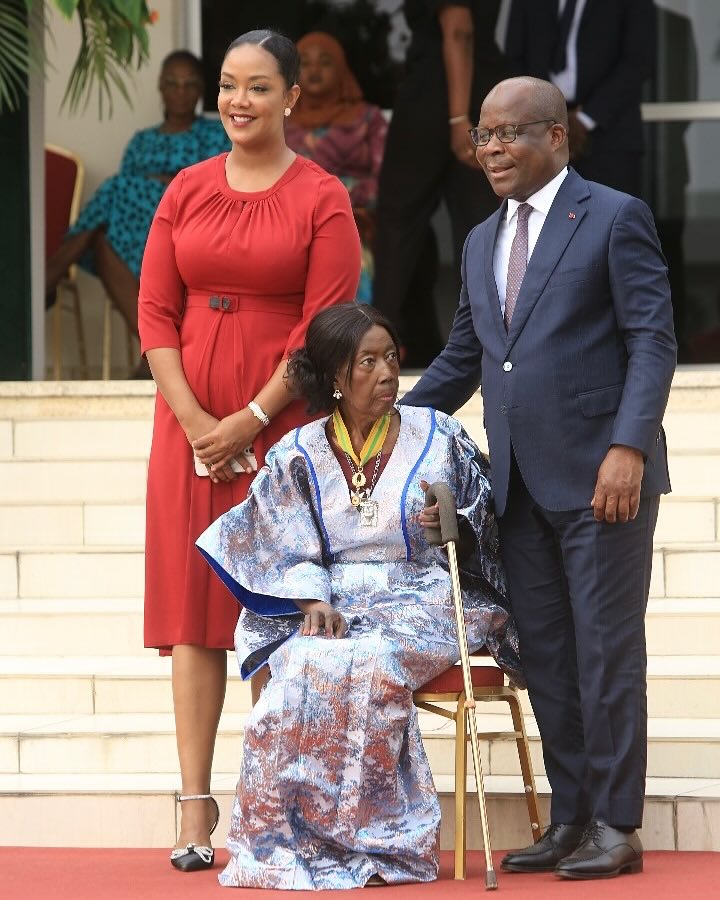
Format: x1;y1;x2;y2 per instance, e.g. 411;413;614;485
51;293;63;379
69;283;88;379
102;296;112;380
506;691;542;841
454;693;467;880
125;322;136;375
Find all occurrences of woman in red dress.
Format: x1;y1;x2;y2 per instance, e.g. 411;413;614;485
138;29;361;871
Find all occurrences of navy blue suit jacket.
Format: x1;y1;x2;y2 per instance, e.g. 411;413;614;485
505;0;656;153
402;168;677;516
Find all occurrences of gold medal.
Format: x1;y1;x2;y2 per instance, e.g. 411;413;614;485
332;408;393;515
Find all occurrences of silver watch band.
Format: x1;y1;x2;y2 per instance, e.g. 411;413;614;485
247;400;270;427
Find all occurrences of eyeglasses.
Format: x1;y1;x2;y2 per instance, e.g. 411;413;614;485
468;119;557;147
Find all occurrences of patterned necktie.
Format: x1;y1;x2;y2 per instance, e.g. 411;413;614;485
504;203;532;331
551;0;579;73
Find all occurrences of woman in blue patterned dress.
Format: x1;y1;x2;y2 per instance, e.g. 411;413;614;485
197;303;522;890
45;50;229;346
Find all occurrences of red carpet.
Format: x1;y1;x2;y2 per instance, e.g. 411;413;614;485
1;849;717;899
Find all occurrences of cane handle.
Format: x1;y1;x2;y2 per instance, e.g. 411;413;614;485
423;481;460;546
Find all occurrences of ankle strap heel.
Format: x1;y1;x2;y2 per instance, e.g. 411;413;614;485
170;793;221;871
176;793;220;835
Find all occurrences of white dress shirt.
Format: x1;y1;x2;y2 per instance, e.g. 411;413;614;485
493;167;569;314
550;0;596;131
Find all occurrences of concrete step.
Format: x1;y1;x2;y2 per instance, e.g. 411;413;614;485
655;496;719;543
652;542;720;598
666;457;720;498
1;408;717;463
0;504;145;549
0;497;714;551
645;598;720;654
10;419;152;460
0;460;147;505
1;598;145;656
663;410;720;451
0;547;145;599
1;538;719;601
3;597;720;659
2;649;718;717
0;654;251;716
2;706;718;779
1;771;716;850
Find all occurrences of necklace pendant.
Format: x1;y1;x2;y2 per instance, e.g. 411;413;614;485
359;499;379;527
351;470;366;489
350;493;362;507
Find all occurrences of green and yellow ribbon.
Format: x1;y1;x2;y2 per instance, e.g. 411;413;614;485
332;409;391;471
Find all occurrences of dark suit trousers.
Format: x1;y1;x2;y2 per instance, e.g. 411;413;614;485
498;455;659;828
373;105;498;354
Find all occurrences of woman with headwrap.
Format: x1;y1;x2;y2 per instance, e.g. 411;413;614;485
285;32;389;302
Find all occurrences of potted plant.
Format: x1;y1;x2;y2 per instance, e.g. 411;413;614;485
0;0;155;118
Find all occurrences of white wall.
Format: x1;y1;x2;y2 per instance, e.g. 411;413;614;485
44;0;184;377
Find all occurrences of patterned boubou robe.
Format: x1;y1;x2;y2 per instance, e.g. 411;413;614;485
197;405;522;890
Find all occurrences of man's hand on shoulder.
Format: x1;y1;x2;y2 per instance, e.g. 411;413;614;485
590;445;645;524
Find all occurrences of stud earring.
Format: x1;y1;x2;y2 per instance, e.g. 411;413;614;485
333;388;343;400
284;107;291;117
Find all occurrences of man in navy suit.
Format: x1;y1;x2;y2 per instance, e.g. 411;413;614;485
403;77;676;879
504;0;656;198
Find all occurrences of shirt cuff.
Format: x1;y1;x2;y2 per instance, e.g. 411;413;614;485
575;110;597;131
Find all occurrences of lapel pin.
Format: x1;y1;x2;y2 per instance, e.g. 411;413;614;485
568;211;576;219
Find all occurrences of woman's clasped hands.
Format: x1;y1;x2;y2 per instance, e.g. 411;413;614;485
295;600;348;639
189;408;260;482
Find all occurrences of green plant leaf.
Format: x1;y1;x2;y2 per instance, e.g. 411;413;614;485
108;0;143;26
52;0;80;19
1;0;151;118
0;0;30;112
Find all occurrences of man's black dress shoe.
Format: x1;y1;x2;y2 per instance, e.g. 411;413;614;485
555;820;643;879
500;823;586;873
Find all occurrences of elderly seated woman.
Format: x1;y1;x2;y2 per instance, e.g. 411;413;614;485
197;303;522;890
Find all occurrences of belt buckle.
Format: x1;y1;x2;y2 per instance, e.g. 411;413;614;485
209;295;220;310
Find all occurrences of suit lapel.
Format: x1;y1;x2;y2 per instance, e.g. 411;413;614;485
483;203;507;339
506;169;591;351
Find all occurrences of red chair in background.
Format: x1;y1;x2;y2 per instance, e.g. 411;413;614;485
46;144;88;379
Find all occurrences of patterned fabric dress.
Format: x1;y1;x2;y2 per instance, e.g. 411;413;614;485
197;406;522;890
285;107;387;303
67;117;229;276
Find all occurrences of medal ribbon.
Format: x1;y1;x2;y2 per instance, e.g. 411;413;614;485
332;409;391;469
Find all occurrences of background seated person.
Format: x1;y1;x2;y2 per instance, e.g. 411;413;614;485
45;50;229;367
285;32;388;303
197;303;522;890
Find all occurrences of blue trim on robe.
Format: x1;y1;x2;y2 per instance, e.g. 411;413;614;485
400;408;437;561
294;426;332;557
240;636;293;680
196;545;300;616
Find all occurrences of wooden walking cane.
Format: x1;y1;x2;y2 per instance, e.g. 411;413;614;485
424;482;498;890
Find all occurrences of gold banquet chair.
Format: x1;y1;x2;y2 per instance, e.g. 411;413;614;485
102;296;136;379
45;144;88;379
414;652;542;880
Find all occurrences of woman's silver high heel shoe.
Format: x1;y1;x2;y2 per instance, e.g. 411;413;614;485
170;793;220;872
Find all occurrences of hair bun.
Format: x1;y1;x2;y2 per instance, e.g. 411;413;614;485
286;349;332;414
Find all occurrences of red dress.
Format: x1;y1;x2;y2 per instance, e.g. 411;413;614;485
138;154;361;653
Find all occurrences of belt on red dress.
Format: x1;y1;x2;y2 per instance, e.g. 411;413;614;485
184;292;303;316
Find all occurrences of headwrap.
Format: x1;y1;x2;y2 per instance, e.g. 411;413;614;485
292;32;368;128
